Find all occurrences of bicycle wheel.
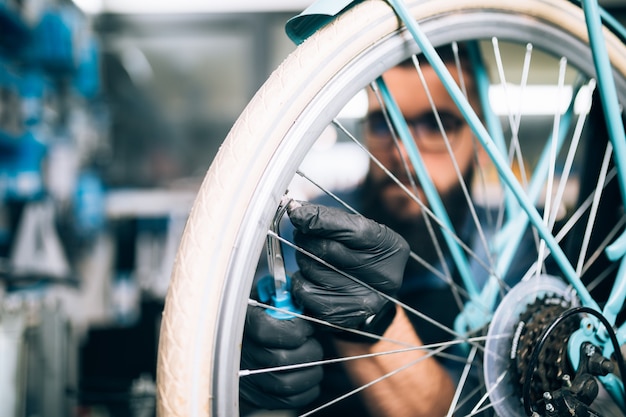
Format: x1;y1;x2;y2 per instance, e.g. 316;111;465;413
156;0;626;416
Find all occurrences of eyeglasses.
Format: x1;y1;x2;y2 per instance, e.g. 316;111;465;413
366;110;466;153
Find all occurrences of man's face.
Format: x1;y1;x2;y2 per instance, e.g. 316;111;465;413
365;63;480;223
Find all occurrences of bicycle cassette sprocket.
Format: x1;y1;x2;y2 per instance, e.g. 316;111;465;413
484;275;579;416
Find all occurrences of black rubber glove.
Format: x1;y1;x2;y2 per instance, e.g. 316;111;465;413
240;303;323;411
288;202;410;339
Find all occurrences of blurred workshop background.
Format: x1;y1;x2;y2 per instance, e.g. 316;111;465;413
0;0;626;416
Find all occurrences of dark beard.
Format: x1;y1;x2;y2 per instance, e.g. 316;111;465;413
361;169;472;274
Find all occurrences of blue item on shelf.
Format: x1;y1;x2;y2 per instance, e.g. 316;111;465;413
0;130;46;201
22;9;75;71
73;170;106;238
74;37;101;98
19;71;46;126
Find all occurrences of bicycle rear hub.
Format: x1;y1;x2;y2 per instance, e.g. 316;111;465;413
483;276;621;416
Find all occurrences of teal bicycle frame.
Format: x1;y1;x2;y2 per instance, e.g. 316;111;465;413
385;0;626;406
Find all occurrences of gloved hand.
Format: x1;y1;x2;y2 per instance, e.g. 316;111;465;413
240;303;323;411
287;202;410;340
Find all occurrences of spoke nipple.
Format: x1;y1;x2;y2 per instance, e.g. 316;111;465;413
562;374;572;387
